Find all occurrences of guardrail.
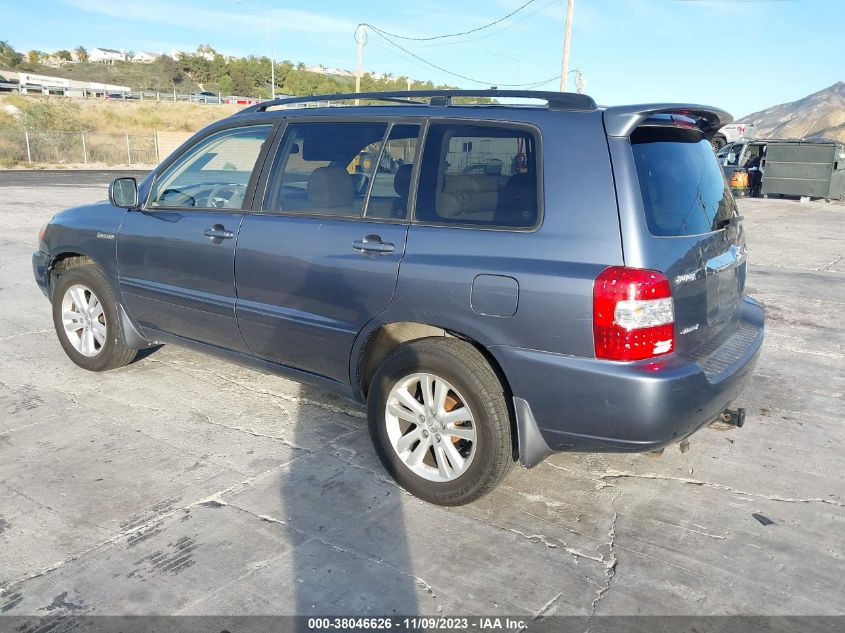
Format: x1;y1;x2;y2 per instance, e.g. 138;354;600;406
0;86;262;105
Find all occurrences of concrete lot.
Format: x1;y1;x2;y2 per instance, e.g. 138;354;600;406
0;172;842;618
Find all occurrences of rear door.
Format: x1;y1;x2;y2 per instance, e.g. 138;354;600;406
117;123;273;351
234;119;421;383
626;124;746;357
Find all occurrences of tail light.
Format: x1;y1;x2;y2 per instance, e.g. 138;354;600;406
593;266;674;361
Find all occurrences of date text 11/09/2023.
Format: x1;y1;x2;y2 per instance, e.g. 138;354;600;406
307;617;527;630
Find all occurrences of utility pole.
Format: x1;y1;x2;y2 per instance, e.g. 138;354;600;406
559;0;575;92
354;23;367;105
270;46;275;100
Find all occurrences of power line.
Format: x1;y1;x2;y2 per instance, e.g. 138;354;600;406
393;0;561;50
362;0;542;42
366;27;559;88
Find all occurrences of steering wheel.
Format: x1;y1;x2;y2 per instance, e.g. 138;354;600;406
159;189;196;207
207;183;247;209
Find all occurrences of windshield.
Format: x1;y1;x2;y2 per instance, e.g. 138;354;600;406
631;127;737;237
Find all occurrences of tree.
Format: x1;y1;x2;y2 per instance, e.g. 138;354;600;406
27;50;40;64
55;50;72;61
74;46;88;62
218;74;233;96
179;54;212;83
159;55;185;85
0;41;23;67
229;67;253;96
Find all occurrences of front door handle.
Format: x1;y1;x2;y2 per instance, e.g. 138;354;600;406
204;224;234;242
353;234;395;255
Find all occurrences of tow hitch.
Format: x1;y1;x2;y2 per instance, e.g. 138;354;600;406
720;407;746;428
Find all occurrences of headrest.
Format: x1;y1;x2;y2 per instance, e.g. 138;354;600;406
308;167;354;208
394;163;413;198
443;174;498;193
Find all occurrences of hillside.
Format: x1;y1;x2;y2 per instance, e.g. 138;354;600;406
738;81;845;142
0;94;238;135
2;59;201;93
1;48;458;100
0;94;240;167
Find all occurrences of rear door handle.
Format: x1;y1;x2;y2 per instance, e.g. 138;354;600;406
204;224;234;241
353;234;395;255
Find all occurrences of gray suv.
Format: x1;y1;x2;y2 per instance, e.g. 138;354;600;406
32;90;764;505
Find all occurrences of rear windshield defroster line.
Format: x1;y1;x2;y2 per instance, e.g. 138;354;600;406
631;126;737;237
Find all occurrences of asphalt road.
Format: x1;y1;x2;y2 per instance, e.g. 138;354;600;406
0;174;843;621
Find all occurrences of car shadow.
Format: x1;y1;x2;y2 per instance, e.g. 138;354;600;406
271;262;421;619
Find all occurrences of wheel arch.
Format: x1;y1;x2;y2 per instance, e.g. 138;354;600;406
47;249;150;350
47;250;96;298
711;133;728;150
353;320;519;461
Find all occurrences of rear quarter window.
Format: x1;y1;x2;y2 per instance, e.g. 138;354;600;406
631;127;737;237
415;123;540;229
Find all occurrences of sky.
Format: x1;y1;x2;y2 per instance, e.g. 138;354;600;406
2;0;842;118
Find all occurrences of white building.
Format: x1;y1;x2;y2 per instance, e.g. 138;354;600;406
4;71;129;96
89;48;125;63
171;49;213;61
132;51;158;63
305;64;355;78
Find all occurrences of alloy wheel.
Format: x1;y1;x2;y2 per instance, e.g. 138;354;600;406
384;372;477;482
61;284;107;357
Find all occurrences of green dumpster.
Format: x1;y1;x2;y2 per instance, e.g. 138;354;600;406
761;140;845;201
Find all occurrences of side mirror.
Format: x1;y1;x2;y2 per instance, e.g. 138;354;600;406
109;177;139;208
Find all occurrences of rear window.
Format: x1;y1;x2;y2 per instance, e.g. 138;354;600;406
631;127;737;237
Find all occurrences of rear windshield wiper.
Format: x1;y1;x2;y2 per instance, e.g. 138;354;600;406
716;215;744;230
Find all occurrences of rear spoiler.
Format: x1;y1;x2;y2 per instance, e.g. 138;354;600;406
603;104;733;138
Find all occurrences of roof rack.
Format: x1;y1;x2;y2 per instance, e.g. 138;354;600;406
238;89;597;114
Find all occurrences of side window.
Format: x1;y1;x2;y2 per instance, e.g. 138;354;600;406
149;125;272;209
725;144;743;166
364;124;420;220
264;121;388;217
415;123;539;228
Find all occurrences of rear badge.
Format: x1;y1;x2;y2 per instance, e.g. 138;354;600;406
674;271;698;284
680;324;700;335
96;232;115;240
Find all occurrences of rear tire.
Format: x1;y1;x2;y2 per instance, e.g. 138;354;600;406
367;337;514;505
51;264;136;372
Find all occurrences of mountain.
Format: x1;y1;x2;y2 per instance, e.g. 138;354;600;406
738;81;845;142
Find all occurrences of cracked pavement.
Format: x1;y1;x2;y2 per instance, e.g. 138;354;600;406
0;173;843;618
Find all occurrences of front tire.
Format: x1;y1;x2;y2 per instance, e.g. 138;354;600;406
51;264;136;371
367;338;514;505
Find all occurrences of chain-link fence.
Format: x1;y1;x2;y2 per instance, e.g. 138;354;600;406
0;129;159;167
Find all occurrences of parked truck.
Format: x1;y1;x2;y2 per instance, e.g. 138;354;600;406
711;122;758;151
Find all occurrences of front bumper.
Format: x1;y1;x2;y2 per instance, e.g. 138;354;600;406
493;297;764;462
32;250;51;298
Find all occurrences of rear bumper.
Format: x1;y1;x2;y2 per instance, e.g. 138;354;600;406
493;297;764;461
32;250;51;298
